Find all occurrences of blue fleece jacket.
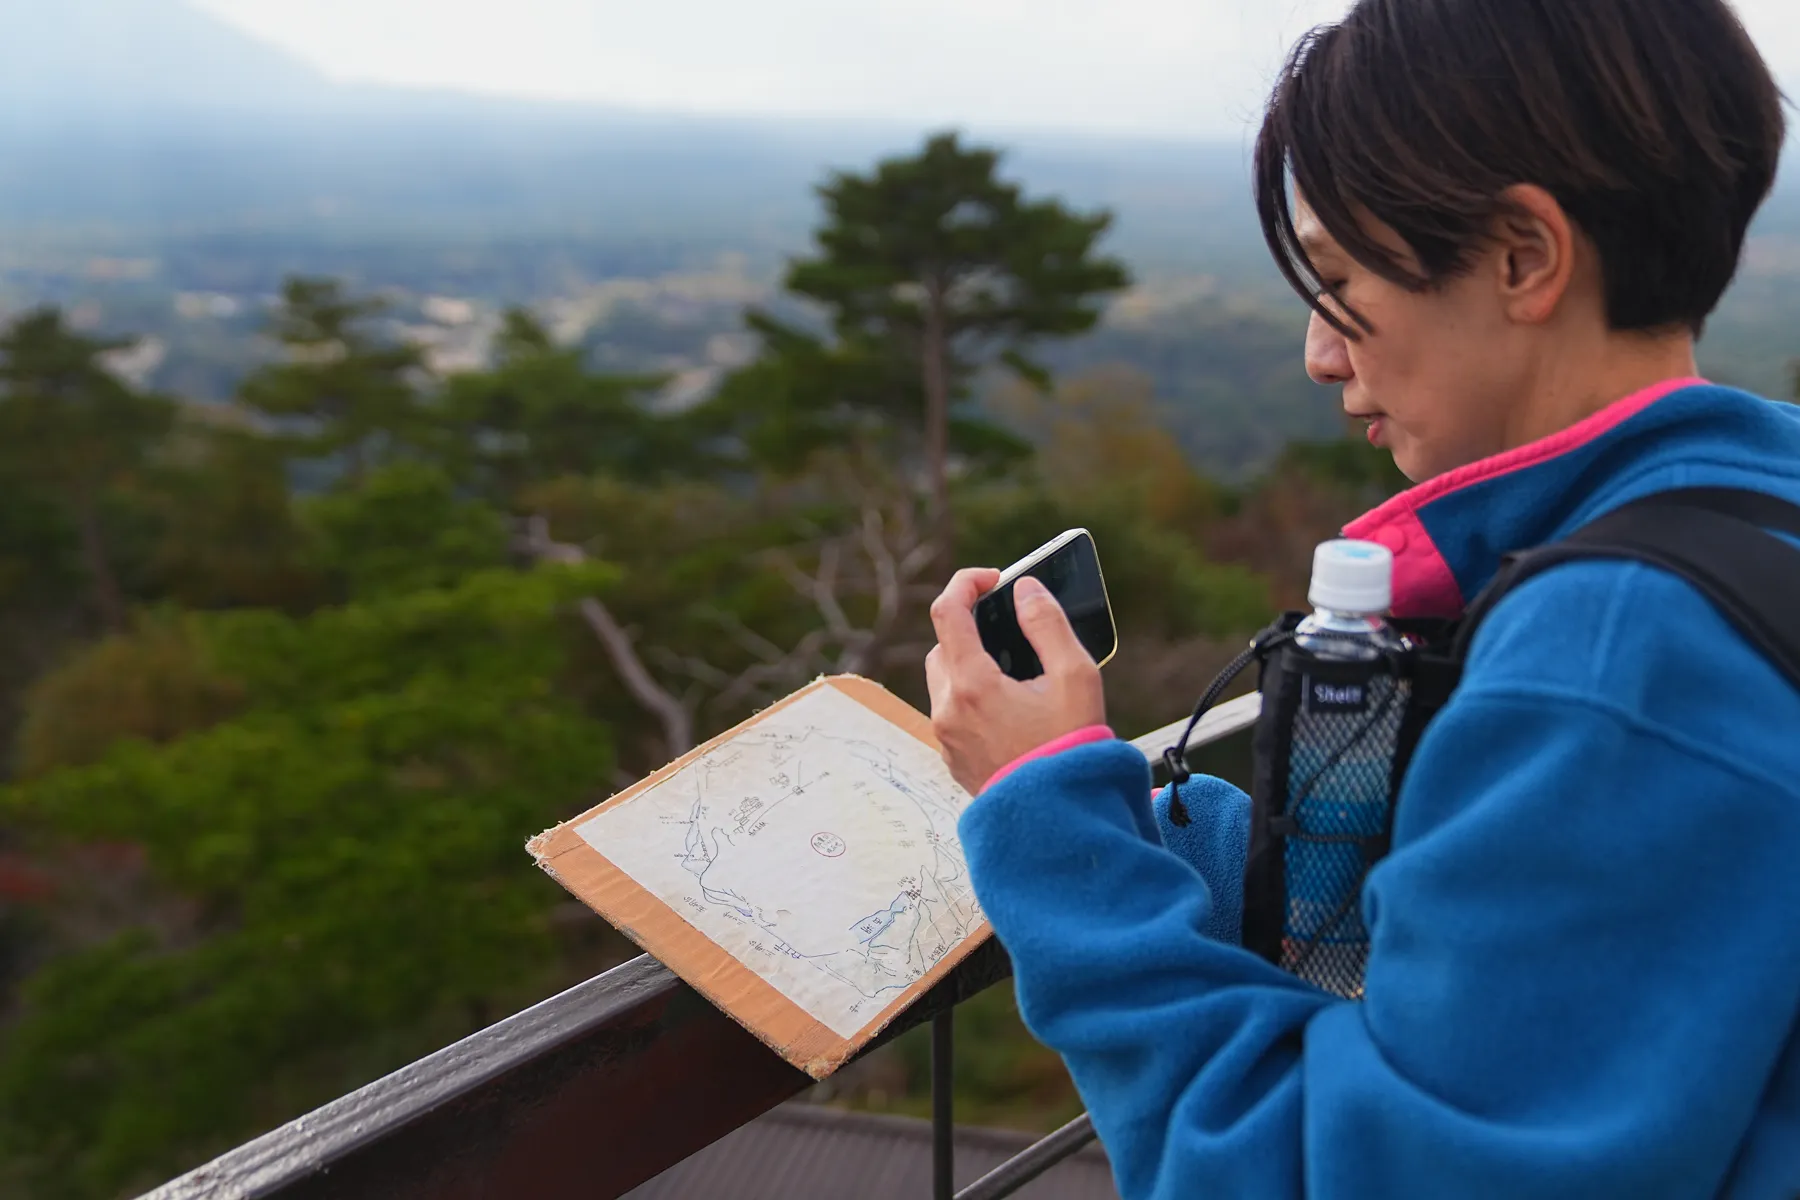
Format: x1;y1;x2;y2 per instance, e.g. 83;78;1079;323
959;382;1800;1199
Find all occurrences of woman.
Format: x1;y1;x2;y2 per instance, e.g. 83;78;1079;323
926;1;1799;1196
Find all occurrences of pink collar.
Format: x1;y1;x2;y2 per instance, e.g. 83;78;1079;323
1343;377;1708;618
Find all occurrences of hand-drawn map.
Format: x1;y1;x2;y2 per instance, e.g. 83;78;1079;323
570;682;985;1041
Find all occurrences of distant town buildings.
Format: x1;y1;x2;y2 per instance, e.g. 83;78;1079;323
21;257;784;407
98;337;168;389
421;296;477;326
176;292;243;321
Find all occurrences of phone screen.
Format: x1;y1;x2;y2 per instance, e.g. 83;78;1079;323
975;530;1117;680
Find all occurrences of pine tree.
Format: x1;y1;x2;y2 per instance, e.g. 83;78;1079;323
437;309;678;503
0;309;173;631
781;132;1131;558
238;278;426;485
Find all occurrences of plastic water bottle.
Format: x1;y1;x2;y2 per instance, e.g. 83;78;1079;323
1294;540;1406;661
1283;540;1404;987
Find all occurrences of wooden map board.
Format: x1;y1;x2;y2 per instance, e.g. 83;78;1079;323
528;675;992;1079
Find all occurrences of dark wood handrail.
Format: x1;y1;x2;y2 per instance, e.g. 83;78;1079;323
141;942;1011;1200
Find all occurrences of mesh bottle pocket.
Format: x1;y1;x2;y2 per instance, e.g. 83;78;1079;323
1243;638;1415;1000
1275;663;1407;997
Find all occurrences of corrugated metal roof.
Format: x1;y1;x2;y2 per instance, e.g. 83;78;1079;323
625;1102;1120;1199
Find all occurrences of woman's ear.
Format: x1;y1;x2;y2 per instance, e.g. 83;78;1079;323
1493;183;1578;326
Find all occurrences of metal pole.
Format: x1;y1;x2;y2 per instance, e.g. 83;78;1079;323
932;1009;954;1199
954;1113;1098;1200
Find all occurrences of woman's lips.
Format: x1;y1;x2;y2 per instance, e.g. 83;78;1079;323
1357;415;1386;447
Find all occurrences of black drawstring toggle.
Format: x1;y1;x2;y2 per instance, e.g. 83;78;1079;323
1156;624;1293;836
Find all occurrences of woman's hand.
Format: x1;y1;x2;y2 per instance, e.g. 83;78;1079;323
925;568;1108;795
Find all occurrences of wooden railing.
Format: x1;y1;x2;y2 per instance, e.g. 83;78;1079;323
140;694;1262;1200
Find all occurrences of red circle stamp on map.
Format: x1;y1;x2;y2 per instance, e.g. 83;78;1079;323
810;832;847;858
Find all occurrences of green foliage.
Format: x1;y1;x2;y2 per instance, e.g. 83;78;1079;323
0;311;174;502
141;420;327;612
438;309;686;501
302;463;508;599
0;462;80;616
15;615;246;780
992;366;1228;526
1272;435;1412;496
520;473;835;758
0;464;87;779
709;132;1125;517
1202;432;1410;610
1037;294;1324;478
789;132;1130;383
703;309;1036;480
0;567;616;1198
0;308;176;631
200;563;619;712
237;278;428;483
699;312;914;474
967;367;1269;645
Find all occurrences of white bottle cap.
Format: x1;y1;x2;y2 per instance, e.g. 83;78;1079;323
1308;539;1394;614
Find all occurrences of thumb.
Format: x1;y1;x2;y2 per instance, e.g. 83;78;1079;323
1014;576;1092;675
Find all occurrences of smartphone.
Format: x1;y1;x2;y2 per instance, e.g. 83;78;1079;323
974;528;1118;680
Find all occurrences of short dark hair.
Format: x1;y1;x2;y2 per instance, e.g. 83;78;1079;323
1254;0;1787;338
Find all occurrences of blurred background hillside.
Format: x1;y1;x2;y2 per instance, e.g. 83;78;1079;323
0;1;1795;1195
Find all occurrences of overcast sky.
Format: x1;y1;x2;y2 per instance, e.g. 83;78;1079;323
192;0;1800;141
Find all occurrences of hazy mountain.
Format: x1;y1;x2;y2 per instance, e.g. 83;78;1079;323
0;3;1270;286
0;0;340;122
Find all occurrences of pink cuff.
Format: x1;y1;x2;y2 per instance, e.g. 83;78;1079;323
981;725;1116;794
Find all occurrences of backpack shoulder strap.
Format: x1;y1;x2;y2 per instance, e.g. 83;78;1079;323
1453;486;1800;687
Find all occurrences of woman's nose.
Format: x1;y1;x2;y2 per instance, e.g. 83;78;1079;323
1305;309;1353;386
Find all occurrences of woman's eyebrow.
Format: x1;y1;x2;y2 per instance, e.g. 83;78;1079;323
1292;211;1337;260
